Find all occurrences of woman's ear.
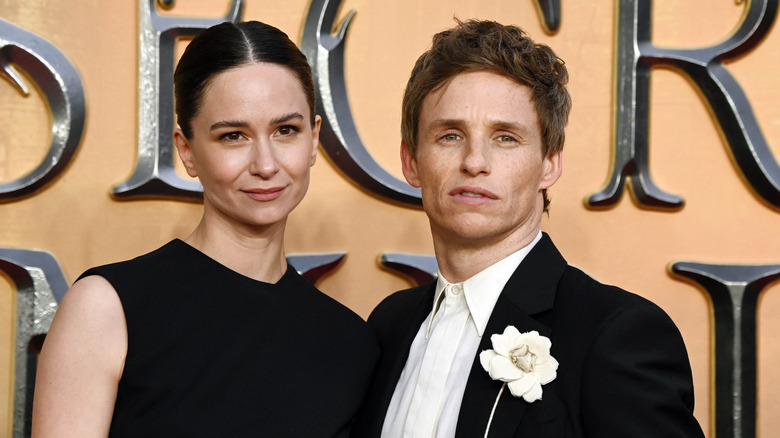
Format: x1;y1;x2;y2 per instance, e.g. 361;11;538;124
400;140;421;188
173;128;198;178
310;115;322;167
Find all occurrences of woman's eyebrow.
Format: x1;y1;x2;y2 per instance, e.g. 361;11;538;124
269;112;304;125
209;120;248;132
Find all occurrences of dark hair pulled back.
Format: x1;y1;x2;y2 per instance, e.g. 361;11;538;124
174;20;316;139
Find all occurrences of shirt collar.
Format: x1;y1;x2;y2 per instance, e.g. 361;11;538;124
427;231;542;338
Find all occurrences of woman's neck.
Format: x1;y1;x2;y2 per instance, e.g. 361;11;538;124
184;216;288;283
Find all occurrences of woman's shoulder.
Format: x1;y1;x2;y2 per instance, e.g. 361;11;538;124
276;266;380;364
74;240;199;313
62;275;125;323
78;240;186;280
280;266;363;316
41;276;126;378
280;266;374;332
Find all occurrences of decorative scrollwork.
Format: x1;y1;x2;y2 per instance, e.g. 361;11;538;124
112;0;243;200
588;0;780;210
0;19;86;201
301;0;563;206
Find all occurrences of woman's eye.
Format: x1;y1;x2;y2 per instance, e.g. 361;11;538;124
219;132;244;141
277;125;300;136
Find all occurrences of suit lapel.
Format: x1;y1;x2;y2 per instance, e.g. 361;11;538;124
455;233;567;438
379;284;436;399
360;284;436;437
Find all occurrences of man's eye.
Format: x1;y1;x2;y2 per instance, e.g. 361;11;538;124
442;134;460;141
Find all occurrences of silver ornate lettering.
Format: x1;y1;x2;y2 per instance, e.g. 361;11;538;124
588;0;780;209
671;262;780;438
287;253;346;284
112;0;243;200
534;0;562;33
380;253;437;285
301;0;562;206
0;19;86;201
301;0;421;205
0;249;68;438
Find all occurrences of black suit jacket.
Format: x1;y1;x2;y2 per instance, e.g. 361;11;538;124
352;233;704;437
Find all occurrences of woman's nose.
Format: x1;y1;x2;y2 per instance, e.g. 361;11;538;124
249;141;280;178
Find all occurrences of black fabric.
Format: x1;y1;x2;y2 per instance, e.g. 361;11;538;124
351;233;703;438
79;240;378;437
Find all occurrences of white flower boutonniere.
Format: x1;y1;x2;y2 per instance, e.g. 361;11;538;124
479;327;558;437
480;326;558;402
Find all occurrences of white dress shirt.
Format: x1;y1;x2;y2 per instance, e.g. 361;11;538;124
381;232;542;437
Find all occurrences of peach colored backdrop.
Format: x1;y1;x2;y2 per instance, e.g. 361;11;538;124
1;1;779;436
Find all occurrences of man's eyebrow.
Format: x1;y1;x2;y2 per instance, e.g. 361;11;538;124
427;118;531;133
428;118;465;129
270;112;304;125
490;120;531;133
209;120;249;132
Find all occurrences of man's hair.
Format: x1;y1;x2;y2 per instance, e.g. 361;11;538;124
401;19;571;211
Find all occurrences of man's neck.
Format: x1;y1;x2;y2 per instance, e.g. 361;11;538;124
432;228;542;283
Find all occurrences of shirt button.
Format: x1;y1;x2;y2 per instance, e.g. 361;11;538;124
451;284;463;295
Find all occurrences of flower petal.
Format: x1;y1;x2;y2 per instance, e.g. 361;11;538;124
506;373;535;397
534;362;557;384
521;380;544;403
479;349;498;372
487;356;525;381
491;328;520;356
502;325;522;337
521;332;550;355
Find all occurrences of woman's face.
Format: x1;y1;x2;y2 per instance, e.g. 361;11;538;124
174;62;320;233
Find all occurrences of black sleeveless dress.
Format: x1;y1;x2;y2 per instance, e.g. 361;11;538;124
78;240;378;437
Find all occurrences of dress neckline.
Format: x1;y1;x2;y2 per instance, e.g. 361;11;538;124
170;238;293;287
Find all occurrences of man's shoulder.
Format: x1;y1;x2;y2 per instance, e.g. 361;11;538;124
555;264;676;330
547;268;702;436
367;283;433;332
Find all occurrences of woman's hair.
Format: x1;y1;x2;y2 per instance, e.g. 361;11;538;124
174;20;316;139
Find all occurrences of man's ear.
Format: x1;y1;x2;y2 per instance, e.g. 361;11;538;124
173;129;198;178
539;150;562;190
400;140;421;188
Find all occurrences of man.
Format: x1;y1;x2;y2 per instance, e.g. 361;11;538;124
351;19;704;437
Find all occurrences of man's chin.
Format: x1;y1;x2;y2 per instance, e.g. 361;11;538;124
432;221;503;245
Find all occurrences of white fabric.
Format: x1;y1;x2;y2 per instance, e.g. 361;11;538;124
381;232;542;437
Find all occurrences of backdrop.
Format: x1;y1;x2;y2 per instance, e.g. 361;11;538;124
1;1;779;437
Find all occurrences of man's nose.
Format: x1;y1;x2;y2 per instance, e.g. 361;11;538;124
461;139;491;176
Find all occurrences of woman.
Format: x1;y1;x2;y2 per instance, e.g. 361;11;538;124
32;21;378;437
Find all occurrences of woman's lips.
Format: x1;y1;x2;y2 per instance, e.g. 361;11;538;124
243;186;285;201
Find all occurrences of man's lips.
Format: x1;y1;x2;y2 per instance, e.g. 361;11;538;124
243;186;285;201
450;186;498;202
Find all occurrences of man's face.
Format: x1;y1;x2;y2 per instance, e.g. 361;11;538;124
401;70;561;249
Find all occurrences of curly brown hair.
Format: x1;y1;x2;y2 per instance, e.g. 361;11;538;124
401;19;571;211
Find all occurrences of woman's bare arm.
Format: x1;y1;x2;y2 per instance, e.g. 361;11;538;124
31;275;127;437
